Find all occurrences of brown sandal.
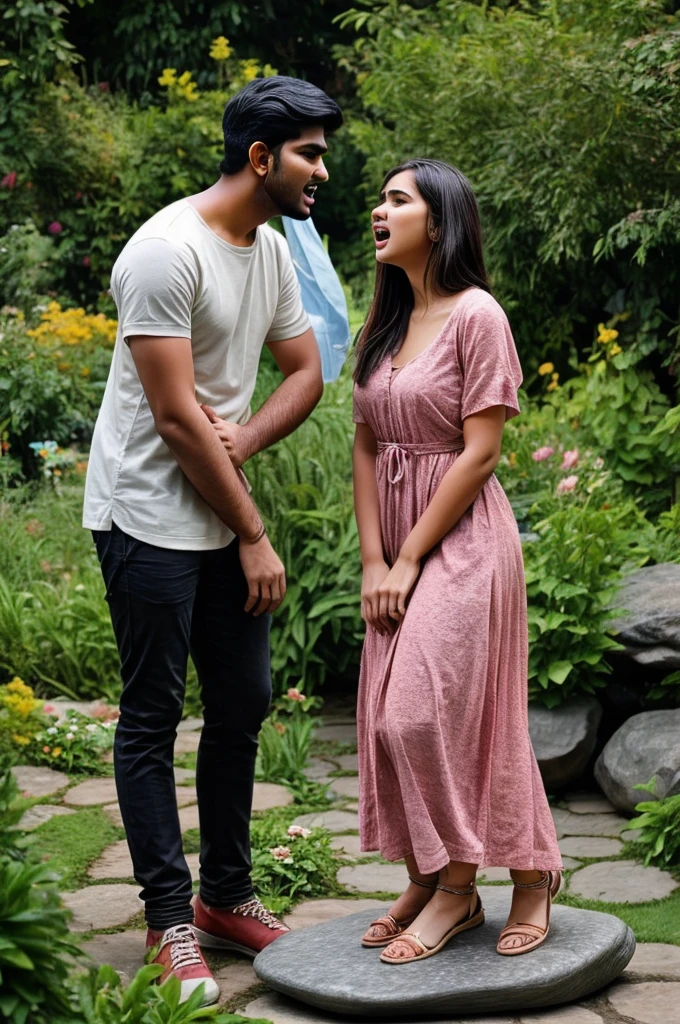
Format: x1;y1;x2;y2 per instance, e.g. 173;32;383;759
361;875;437;948
496;870;562;956
379;882;484;963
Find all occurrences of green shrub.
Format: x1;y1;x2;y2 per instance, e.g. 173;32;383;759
0;769;31;863
250;811;339;914
0;676;51;771
633;783;680;869
256;689;319;786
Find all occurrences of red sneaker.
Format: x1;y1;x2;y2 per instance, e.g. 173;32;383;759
193;895;289;957
145;923;219;1005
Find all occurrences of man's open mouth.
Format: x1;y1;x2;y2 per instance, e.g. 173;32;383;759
303;184;318;198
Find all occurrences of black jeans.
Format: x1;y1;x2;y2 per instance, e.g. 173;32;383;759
93;523;271;930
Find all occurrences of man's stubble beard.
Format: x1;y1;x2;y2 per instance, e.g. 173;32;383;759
263;169;310;221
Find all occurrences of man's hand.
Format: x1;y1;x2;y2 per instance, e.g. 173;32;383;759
201;405;250;468
239;532;286;615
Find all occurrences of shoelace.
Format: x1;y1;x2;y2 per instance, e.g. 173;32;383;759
231;897;287;931
161;923;204;970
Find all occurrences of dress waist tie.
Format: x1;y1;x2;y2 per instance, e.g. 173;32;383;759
377;439;465;485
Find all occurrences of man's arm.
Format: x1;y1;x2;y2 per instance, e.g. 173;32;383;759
129;335;286;614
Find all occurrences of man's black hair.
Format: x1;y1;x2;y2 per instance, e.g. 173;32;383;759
220;76;343;175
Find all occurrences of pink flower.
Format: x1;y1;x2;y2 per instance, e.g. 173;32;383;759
47;221;63;235
531;446;554;462
593;457;605;470
557;475;578;494
82;256;91;267
270;845;292;861
560;449;579;471
43;703;55;713
75;191;83;200
98;82;110;92
1;172;17;189
286;687;305;702
287;825;311;838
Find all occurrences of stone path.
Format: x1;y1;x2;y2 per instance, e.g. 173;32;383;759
15;708;680;1022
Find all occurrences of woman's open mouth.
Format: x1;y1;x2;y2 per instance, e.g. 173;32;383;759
374;225;390;250
303;184;318;206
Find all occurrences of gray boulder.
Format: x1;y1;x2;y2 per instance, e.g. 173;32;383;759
595;709;680;814
528;697;602;790
612;563;680;669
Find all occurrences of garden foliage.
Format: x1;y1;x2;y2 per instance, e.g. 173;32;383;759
633;782;680;869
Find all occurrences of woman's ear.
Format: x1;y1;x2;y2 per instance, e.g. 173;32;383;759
428;219;441;242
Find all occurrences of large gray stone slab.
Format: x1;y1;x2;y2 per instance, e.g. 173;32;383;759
518;1010;603;1023
177;717;203;732
594;709;680;813
337;862;407;893
242;991;518;1022
62;883;141;931
81;930;144;980
213;961;258;1005
174;731;201;755
292;810;358;833
563;793;615;815
19;804;76;830
330;834;379;859
253;887;635;1017
568;860;678;903
303;757;336;782
335;754;359;772
612;562;680;668
529;698;602;790
607;980;680;1024
11;765;69;798
65;778;118;806
551;808;629;837
625;942;680;978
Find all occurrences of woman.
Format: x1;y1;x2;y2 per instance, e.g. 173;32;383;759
352;159;562;965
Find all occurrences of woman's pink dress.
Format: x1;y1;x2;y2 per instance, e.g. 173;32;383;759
353;288;562;874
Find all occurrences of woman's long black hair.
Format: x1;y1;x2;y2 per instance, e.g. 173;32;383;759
354;159;489;387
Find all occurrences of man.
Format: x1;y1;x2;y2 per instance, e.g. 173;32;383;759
83;76;342;1004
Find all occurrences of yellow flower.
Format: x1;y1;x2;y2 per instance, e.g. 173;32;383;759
51;747;62;757
180;81;200;102
508;451;517;468
210;36;232;61
80;366;90;377
538;362;554;376
546;380;559;392
609;343;622;356
158;68;177;87
240;59;259;83
597;323;619;345
7;678;31;695
12;735;30;746
177;71;192;87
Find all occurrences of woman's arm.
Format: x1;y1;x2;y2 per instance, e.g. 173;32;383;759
378;406;506;623
353;423;393;635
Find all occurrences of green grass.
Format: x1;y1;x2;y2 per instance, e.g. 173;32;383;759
34;805;123;890
558;888;680;944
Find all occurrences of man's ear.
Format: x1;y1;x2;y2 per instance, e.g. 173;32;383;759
249;141;272;178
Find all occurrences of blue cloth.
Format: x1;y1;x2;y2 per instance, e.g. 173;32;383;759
282;216;351;382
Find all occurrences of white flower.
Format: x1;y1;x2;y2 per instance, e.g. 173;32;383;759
287;825;311;839
74;584;86;592
46;727;57;735
66;732;75;741
85;723;99;732
102;721;112;728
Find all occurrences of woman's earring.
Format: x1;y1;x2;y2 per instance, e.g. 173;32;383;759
429;226;441;242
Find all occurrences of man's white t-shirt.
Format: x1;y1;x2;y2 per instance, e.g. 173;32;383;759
82;199;310;551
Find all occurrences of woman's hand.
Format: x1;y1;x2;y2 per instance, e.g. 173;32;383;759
361;559;392;635
201;404;249;468
376;554;420;634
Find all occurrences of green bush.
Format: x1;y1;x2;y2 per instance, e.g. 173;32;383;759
633;783;680;869
250;810;339;914
0;770;31;863
256;689;319;787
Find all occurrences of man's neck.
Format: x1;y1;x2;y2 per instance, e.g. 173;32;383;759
187;175;275;247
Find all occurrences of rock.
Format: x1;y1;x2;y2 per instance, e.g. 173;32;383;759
284;898;384;931
561;857;582;870
178;804;200;831
64;778;118;806
329;834;377;859
594;709;680;814
46;699;101;720
563;793;615;815
607;981;680;1024
242;991;518;1023
625;943;680;978
177;717;203;732
313;723;357;743
335;754;359;772
529;698;602;790
19;804;76;830
551;808;629;838
567;860;678;903
252;782;293;810
558;836;623;859
62;883;141;931
11;765;69;798
337;862;407;893
102;803;124;827
88;840;199;882
174;731;201;755
253;887;635;1017
518;1010;603;1023
612;563;680;668
302;758;335;782
102;789;198;828
175;786;198;807
174;768;196;784
213;961;258;1005
81;930;144;981
329;776;360;801
292;810;358;833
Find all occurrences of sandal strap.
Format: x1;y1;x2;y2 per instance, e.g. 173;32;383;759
498;923;546;940
386;932;428;956
436;881;475;896
368;914;403;932
512;871;551;891
408;874;437;890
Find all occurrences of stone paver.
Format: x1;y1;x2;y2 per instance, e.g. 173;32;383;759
252;782;293;810
175;785;198;807
478;866;512;882
178;804;200;831
292;810;358;832
551;807;629;837
329;834;378;859
607;981;680;1024
558;836;623;859
62;883;141;931
177;717;203;732
64;777;118;806
337;862;407;893
329;776;359;800
303;757;336;782
174;731;201;755
284;898;384;930
11;764;69;797
621;826;643;843
563;793;615;815
81;930;144;981
88;840;199;882
334;754;358;772
313;723;357;743
568;860;678;903
519;1009;603;1023
213;961;258;1005
242;994;517;1023
174;767;196;784
19;804;76;830
103;803;124;827
625;942;680;978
